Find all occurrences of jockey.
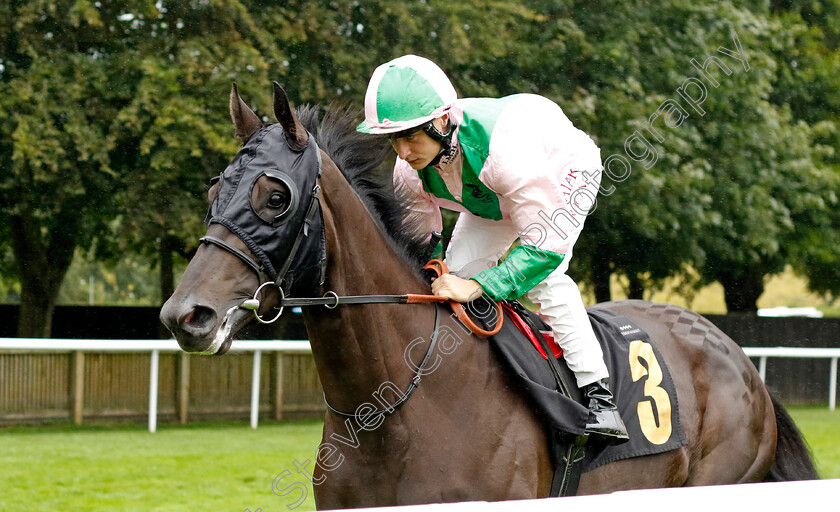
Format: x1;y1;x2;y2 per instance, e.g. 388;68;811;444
357;55;628;444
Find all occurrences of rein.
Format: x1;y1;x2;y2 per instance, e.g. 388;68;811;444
200;237;489;419
233;258;504;337
202;217;502;338
323;301;442;421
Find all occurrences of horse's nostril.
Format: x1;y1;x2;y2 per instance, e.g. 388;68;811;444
183;305;216;331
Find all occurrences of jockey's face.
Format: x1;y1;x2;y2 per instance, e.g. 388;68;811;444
389;115;448;169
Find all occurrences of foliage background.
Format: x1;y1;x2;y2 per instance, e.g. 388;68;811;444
2;0;840;335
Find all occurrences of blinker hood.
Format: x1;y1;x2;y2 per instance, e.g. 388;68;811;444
205;124;326;294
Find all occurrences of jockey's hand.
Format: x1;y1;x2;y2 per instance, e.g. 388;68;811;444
431;274;484;303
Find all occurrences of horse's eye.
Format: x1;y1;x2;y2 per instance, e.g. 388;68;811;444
253;172;297;225
268;191;287;209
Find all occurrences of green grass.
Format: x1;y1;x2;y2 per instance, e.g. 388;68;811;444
1;407;838;511
788;406;840;479
0;419;323;512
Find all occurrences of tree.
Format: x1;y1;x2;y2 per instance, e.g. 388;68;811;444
768;1;840;301
0;1;282;337
5;0;839;332
496;1;749;302
109;1;275;305
251;0;840;312
499;0;837;313
688;1;840;312
117;0;538;306
0;0;145;336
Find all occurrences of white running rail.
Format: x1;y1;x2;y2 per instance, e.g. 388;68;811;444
742;346;840;411
1;340;838;431
0;338;310;432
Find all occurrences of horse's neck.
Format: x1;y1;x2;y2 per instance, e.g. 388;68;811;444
302;159;437;406
319;163;425;296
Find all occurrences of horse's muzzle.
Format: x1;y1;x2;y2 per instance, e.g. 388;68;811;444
160;298;228;354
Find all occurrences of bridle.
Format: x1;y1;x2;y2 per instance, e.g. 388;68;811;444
200;175;325;324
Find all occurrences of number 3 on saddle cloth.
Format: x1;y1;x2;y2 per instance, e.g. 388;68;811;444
475;299;687;473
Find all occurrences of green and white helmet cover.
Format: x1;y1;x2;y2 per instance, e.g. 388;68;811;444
357;55;457;134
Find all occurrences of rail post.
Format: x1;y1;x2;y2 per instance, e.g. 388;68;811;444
149;349;160;433
72;350;85;425
250;350;262;429
830;356;837;411
758;356;767;382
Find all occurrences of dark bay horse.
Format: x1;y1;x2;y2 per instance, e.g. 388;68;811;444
160;83;817;509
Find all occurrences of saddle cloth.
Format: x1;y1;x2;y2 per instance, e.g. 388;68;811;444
481;300;687;471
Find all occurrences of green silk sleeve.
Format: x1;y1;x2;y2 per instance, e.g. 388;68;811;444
469;244;565;301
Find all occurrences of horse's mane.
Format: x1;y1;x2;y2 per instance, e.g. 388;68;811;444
295;104;430;271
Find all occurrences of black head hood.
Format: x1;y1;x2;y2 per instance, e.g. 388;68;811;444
205;123;326;294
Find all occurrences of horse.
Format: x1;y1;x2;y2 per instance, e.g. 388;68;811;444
160;83;818;509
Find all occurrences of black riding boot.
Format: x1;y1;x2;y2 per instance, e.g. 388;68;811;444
583;379;629;445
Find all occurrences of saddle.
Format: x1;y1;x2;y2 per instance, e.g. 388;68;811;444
473;299;687;496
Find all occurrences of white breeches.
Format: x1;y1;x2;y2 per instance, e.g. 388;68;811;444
445;213;608;387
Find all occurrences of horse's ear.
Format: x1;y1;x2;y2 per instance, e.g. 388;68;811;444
273;82;308;150
230;83;263;144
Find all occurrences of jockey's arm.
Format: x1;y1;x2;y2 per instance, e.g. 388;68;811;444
470;245;565;301
433;245;565;303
